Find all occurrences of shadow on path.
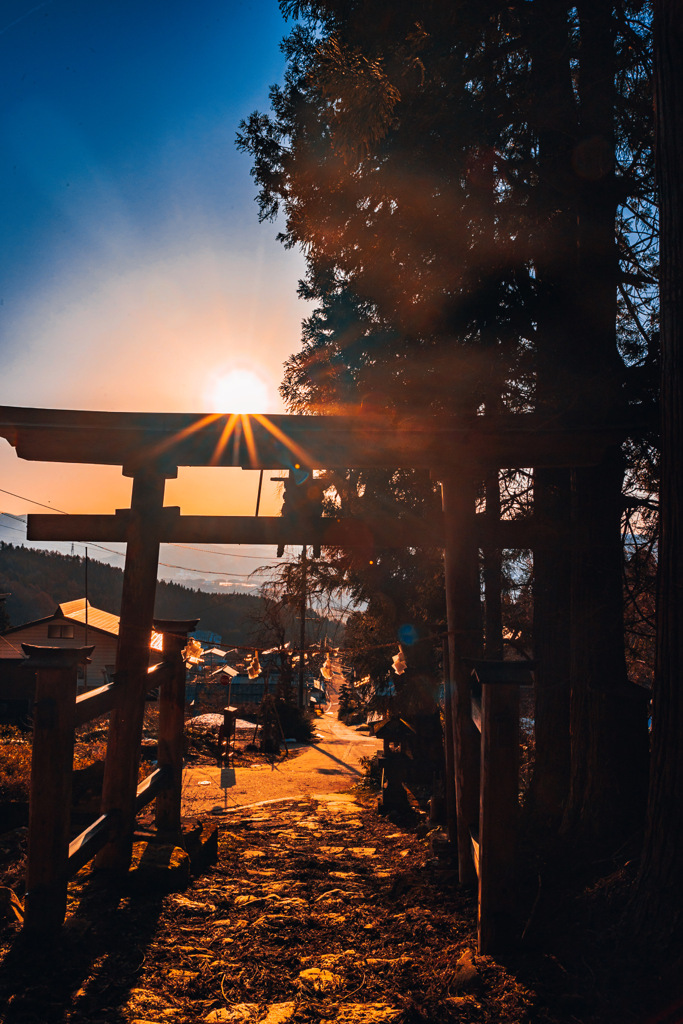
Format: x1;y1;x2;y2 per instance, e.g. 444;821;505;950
0;872;165;1023
307;742;363;776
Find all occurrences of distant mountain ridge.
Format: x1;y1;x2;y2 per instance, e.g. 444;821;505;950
0;542;265;646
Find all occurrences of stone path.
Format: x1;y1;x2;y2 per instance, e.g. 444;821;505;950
116;793;486;1024
1;791;526;1024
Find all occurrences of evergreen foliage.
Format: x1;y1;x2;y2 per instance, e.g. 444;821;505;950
237;0;658;847
337;678;365;725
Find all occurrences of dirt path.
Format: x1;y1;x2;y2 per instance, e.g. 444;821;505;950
0;792;503;1024
0;720;648;1022
182;714;382;818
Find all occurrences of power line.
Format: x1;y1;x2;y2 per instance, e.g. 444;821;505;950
171;543;284;561
158;562;274;578
0;518;27;535
0;488;291;581
0;489;68;513
0;511;27;524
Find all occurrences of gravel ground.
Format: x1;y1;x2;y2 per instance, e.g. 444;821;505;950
0;793;532;1024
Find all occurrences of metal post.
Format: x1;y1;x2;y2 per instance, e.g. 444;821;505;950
255;469;264;516
483;471;504;660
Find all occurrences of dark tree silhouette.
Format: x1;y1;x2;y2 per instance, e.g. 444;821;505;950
633;0;683;949
237;0;657;848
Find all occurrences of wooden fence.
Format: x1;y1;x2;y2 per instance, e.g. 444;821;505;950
22;618;196;933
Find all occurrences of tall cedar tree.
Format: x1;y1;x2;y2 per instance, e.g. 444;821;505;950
632;0;683;949
237;0;655;846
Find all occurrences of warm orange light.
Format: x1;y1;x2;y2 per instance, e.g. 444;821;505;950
206;369;271;414
209;413;239;466
252;413;312;468
146;413;223;461
241;414;258;467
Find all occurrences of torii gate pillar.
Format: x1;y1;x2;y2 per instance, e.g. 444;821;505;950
96;463;174;871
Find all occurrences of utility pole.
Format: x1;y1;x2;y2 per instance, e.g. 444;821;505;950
298;545;307;708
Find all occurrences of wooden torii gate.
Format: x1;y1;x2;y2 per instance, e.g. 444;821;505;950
0;405;620;933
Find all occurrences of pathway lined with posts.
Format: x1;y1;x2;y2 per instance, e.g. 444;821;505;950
20;639;531;955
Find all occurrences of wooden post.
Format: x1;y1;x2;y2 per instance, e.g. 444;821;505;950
471;661;533;953
482;470;504;660
442;637;457;849
441;470;483;886
478;678;520;952
23;644;94;933
220;705;239;766
298;546;307;708
97;464;172;870
154;619;198;834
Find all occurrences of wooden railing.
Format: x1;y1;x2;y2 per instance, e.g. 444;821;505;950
466;660;534;954
22;618;195;933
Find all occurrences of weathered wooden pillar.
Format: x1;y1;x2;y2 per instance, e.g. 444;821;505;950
154;618;198;834
441;637;457;848
482;469;504;660
23;644;93;932
441;470;483;886
477;672;521;953
97;464;173;870
298;546;307;708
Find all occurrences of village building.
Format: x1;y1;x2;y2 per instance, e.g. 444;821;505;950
0;598;163;722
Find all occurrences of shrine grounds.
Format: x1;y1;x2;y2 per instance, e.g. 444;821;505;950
0;714;681;1023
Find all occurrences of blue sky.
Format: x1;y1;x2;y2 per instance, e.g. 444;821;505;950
0;0;312;530
1;0;290;308
0;0;318;590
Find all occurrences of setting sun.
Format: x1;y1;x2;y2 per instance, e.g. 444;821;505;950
205;368;272;414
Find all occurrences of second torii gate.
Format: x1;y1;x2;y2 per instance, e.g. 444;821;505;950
0;404;622;880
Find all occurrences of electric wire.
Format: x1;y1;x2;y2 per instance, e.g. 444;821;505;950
0;492;300;581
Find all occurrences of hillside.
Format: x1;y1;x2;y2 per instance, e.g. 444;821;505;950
0;542;266;646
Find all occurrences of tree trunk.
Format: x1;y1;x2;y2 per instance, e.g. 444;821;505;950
526;0;577;827
565;452;650;843
632;0;683;946
531;469;572;824
559;0;650;848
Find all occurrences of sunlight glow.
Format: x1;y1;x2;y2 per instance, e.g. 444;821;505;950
206;368;272;414
209;413;240;466
253;413;312;467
